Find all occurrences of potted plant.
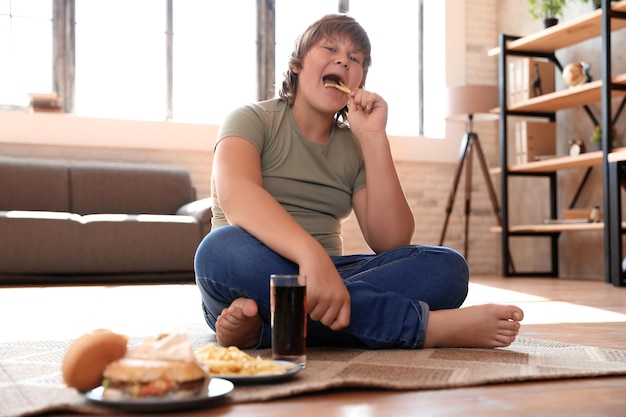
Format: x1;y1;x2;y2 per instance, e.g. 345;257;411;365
582;0;614;9
527;0;568;27
590;124;617;149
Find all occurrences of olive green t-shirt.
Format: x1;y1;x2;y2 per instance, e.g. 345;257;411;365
211;98;366;256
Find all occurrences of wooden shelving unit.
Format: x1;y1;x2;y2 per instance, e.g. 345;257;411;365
490;221;611;234
491;74;626;113
488;2;626;55
491;147;626;174
491;150;602;174
494;74;626;113
493;1;626;285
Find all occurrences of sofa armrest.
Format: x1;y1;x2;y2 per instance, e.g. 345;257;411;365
176;197;213;224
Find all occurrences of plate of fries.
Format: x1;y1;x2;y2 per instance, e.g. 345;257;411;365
195;344;303;384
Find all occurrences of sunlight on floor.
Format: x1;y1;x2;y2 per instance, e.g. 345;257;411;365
0;284;207;343
1;281;625;343
464;283;626;325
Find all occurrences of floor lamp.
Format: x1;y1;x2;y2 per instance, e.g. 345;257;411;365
439;85;507;264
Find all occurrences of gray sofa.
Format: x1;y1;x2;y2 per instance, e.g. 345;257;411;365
0;157;212;285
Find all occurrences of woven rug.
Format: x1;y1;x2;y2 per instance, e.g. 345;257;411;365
2;324;626;417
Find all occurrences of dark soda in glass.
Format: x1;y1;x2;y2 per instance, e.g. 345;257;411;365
270;275;306;366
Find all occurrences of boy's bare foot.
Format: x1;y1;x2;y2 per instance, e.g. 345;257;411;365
423;304;524;348
215;298;262;348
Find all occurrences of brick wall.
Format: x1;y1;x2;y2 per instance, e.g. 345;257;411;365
341;156;502;275
0;144;503;276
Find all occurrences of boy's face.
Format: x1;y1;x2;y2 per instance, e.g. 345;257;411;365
293;36;365;113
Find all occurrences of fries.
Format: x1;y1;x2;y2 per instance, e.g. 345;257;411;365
324;81;352;94
195;344;294;376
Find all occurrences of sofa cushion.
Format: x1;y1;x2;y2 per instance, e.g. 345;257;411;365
0;157;70;212
0;211;202;274
78;214;201;273
176;197;213;237
70;162;195;215
0;210;82;274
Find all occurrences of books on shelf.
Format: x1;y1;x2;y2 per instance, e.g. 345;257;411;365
544;218;590;224
544;208;600;224
508;58;555;105
514;120;556;164
28;92;64;113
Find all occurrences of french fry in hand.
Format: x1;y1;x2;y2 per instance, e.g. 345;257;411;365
324;81;352;94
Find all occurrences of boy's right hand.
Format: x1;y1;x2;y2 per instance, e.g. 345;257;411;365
300;256;351;331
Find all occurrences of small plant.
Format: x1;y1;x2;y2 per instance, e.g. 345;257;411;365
586;0;618;9
590;124;617;143
527;0;568;20
581;0;605;8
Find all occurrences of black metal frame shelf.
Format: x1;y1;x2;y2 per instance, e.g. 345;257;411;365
494;0;626;285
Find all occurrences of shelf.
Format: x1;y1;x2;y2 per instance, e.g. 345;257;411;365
488;0;626;56
608;148;626;162
490;149;610;175
490;222;626;234
488;73;626;115
493;3;626;283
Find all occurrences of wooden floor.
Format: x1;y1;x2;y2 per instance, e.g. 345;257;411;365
3;275;625;417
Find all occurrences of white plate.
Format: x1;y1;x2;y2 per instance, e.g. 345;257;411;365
216;360;303;384
84;377;234;412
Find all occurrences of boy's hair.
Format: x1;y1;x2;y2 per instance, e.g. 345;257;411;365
278;14;372;125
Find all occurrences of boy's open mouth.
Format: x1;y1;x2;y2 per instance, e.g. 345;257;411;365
323;74;342;85
323;75;351;93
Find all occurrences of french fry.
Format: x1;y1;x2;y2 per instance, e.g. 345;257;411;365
195;344;294;376
324;81;352;94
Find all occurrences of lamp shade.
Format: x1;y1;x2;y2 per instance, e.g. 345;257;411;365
446;85;499;122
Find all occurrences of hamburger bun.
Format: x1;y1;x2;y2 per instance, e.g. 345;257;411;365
62;329;128;392
104;358;206;382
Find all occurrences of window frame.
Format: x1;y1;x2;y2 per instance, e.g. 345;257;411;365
45;0;430;134
52;0;74;113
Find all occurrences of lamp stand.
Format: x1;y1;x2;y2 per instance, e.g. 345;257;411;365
439;115;514;271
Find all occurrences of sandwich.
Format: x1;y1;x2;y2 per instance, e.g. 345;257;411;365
102;357;208;399
101;332;209;400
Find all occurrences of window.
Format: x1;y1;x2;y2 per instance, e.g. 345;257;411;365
274;0;338;96
349;0;445;137
75;0;165;120
421;0;446;138
172;0;255;124
1;0;445;137
0;0;52;107
273;0;445;137
75;0;256;124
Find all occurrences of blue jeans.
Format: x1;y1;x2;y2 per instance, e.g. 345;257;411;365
194;226;469;349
